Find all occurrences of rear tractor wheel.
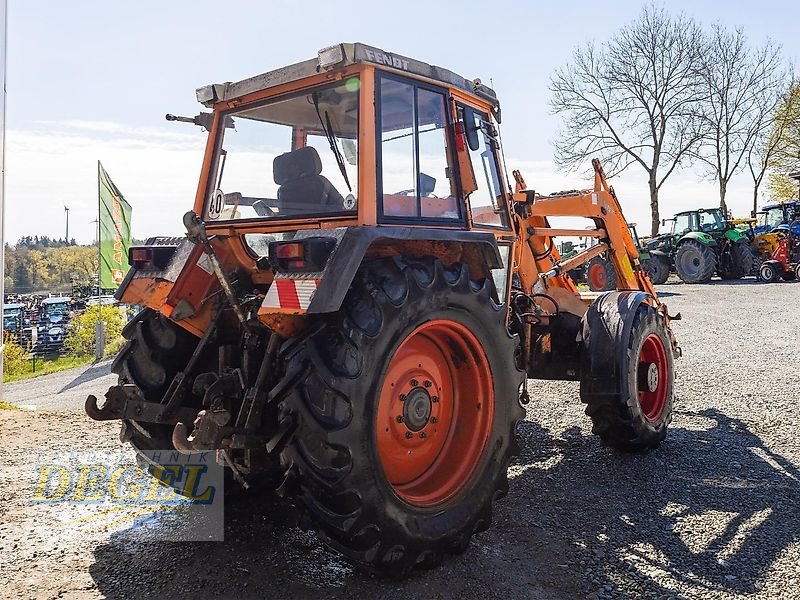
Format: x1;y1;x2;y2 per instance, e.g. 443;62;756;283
580;292;674;451
643;255;670;285
111;308;198;453
276;257;525;576
586;256;617;291
719;241;753;279
674;240;716;284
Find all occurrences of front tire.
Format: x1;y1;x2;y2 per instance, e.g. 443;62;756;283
276;257;525;575
758;260;783;283
580;295;674;451
675;240;716;283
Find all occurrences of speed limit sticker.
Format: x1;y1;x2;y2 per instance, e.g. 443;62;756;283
207;189;224;220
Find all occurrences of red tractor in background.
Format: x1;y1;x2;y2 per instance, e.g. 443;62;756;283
758;224;800;283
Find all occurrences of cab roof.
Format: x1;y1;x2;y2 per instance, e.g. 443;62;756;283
196;42;499;111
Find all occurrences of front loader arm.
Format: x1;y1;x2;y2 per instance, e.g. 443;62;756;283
510;159;678;356
513;159;657;298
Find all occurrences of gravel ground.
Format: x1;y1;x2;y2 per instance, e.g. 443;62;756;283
0;277;798;599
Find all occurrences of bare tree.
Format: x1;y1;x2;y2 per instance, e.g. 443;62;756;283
693;25;786;215
747;80;798;214
550;4;705;235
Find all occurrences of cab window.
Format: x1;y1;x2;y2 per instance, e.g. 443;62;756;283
377;75;461;222
460;107;509;228
673;214;691;235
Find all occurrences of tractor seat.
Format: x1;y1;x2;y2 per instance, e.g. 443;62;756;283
273;147;344;209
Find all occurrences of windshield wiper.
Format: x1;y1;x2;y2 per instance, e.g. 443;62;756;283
312;93;352;192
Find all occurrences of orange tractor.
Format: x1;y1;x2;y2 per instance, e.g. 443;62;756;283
86;43;680;575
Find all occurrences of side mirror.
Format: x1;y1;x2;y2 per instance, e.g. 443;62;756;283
661;219;665;226
462;107;481;152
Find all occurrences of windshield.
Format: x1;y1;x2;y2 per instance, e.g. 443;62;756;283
698;209;725;232
764;207;786;228
205;77;360;222
44;303;68;317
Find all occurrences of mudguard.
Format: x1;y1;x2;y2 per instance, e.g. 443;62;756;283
306;226;502;314
579;290;652;399
680;231;715;246
724;229;747;243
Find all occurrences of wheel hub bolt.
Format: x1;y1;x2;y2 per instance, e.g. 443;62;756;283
405;431;413;439
424;380;432;388
410;379;419;387
399;394;407;402
396;415;404;423
431;396;439;403
430;416;438;424
419;431;426;439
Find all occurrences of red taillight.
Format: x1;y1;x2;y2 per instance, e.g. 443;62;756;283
131;248;151;263
268;237;336;273
275;243;304;260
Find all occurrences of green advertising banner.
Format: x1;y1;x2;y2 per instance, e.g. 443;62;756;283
98;161;132;289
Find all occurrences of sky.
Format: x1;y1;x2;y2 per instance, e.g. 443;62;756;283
5;0;799;244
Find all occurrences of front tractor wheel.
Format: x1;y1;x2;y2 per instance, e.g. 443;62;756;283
586;256;617;291
277;257;524;576
675;240;716;284
758;260;783;283
580;293;674;451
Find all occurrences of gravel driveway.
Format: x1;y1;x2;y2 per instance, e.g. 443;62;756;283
1;278;798;599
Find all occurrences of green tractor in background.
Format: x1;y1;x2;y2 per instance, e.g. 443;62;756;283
645;208;753;284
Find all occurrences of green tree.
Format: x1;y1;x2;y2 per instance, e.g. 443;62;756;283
64;306;126;357
3;333;29;376
766;82;800;202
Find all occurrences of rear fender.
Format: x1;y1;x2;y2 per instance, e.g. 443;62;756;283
116;238;234;338
258;226;503;319
679;231;715;246
724;229;747;243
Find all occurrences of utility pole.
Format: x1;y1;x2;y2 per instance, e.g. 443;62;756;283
64;205;70;243
0;0;8;391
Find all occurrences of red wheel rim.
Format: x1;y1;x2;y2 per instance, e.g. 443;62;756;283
376;320;495;507
588;262;607;289
637;333;669;422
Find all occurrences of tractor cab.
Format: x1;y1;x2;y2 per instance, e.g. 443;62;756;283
670;208;728;237
194;43;509;240
754;201;799;235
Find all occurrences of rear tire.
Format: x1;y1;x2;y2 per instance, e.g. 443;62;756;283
719;241;753;279
111;309;198;453
580;296;674;451
586;256;617;291
675;240;716;284
276;257;525;576
643;255;670;285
